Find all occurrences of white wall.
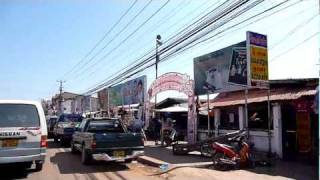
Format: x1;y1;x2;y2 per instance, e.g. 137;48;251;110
214;103;283;157
62;100;72;114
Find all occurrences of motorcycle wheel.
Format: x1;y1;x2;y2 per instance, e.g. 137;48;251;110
212;152;226;170
165;139;172;146
200;144;213;157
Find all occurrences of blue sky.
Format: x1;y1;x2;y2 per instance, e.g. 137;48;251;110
0;0;318;101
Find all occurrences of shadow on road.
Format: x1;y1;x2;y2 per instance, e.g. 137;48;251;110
245;160;318;180
50;151;129;174
0;165;37;179
47;139;60;149
145;146;211;164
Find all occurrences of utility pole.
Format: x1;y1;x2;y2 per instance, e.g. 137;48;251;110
57;80;66;115
155;34;163;145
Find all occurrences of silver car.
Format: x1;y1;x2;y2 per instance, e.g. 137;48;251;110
0;100;47;171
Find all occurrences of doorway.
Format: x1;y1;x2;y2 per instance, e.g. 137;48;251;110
281;104;297;160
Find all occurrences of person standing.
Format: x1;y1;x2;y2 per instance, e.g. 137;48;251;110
154;117;162;145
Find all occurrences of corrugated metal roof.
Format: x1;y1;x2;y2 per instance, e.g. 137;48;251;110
200;87;316;109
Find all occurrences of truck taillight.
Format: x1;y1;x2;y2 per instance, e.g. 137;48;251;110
41;135;47;148
91;140;97;149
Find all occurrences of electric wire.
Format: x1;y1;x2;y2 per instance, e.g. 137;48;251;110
62;0;138;78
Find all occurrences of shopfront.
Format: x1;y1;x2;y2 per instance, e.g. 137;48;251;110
199;78;318;163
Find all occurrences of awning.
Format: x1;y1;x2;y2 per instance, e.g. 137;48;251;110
200;87;317;110
155;106;188;112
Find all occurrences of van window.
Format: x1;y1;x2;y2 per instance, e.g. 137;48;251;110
0;104;40;127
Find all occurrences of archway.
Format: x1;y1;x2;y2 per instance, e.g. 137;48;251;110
145;72;197;143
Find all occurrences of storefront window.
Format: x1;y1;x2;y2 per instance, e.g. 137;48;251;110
220;106;239;130
248;102;272;130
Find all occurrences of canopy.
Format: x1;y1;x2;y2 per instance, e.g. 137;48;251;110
155;106;188;112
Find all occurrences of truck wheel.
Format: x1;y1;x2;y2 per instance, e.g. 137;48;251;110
81;146;92;165
71;142;77;154
35;161;43;171
60;138;65;147
53;135;58;143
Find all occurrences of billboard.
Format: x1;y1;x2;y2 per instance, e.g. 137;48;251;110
228;47;247;86
97;88;108;110
122;75;146;105
109;84;122;106
246;31;269;87
194;41;246;95
109;75;147;106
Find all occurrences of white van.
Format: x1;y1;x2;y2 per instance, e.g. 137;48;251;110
0;100;47;171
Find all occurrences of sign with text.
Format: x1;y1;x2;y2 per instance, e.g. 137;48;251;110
246;31;269;87
194;41;246;95
228;47;247;86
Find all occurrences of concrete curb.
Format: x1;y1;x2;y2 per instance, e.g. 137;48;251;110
137;156;168;167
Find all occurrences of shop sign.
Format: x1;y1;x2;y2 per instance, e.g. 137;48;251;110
246;31;269;87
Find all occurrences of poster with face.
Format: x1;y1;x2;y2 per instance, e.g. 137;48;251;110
108;76;147;106
228;47;247;86
194;41;247;95
122;75;146;105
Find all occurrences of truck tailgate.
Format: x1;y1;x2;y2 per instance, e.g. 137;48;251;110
95;133;143;149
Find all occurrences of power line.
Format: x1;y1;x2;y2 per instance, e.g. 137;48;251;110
81;0;237;93
270;13;318;50
76;0;227;86
76;0;171;79
100;0;292;89
62;0;138;78
71;0;153;78
82;0;213;81
270;31;319;62
83;0;253;94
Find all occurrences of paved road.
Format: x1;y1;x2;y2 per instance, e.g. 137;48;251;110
0;140;162;180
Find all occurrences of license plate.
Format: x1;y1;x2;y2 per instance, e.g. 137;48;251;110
113;151;125;157
2;139;19;147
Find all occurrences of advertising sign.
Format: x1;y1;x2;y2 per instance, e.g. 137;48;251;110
194;41;246;95
246;31;269;87
97;88;108;110
228;47;247;86
122;75;146;105
83;96;91;112
108;75;147;106
109;84;122;106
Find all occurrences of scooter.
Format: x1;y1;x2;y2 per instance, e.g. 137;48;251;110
163;128;177;146
211;131;254;170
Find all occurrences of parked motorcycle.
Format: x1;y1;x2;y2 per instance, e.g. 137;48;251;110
211;130;255;170
163;128;178;146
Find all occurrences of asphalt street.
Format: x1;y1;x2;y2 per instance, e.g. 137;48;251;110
0;140;162;180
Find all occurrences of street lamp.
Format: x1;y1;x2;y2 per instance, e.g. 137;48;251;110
155;34;163;145
155;34;162;79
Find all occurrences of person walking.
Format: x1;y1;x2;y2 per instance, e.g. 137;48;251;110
154;117;162;145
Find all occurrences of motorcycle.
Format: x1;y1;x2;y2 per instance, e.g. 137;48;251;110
211;130;255;170
163;128;178;146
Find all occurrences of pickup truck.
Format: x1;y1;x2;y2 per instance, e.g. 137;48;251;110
53;114;83;146
71;118;144;165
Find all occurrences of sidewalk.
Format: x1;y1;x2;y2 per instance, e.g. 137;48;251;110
138;141;318;180
140;141;211;165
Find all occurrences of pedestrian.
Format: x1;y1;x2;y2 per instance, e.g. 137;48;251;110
154;117;162;145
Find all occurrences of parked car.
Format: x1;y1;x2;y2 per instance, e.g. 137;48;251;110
46;116;58;138
71;118;144;165
0;100;47;171
53;113;83;146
